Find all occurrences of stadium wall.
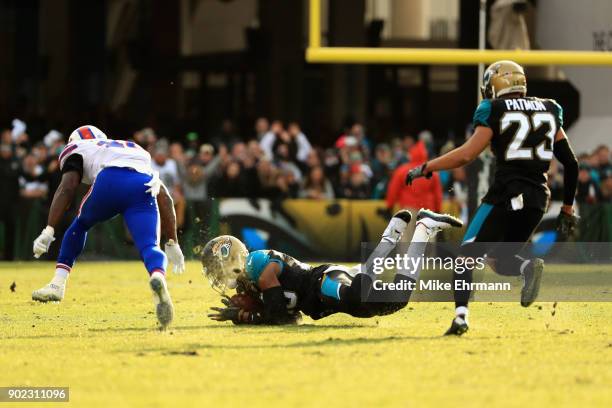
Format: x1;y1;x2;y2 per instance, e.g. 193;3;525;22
3;199;611;263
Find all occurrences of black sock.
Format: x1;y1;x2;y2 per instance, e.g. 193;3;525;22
454;268;473;308
495;255;527;277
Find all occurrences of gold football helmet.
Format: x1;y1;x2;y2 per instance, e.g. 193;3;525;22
481;60;527;99
201;235;249;293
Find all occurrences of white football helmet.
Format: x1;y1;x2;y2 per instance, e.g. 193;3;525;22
68;125;108;143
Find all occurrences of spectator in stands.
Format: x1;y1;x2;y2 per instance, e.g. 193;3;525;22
255;117;270;140
385;138;442;212
19;153;48;200
341;166;371;199
278;169;300;199
601;173;612;203
169;142;187;180
0;143;20;259
152;143;185;227
287;122;313;164
273;142;302;182
576;162;601;204
300;166;334;200
257;159;282;199
595;145;611;181
184;146;222;203
215;160;251;198
371;143;393;198
133;127;157;153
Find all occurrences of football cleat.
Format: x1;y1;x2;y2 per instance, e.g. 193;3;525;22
416;209;463;233
521;258;544;307
149;272;174;329
444;314;469;336
382;210;412;243
32;283;65;302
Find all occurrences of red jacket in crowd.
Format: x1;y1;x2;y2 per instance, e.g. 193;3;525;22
386;141;443;212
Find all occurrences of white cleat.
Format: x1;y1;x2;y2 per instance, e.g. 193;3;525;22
149;272;174;330
416;208;463;233
382;210;412;243
32;283;65;302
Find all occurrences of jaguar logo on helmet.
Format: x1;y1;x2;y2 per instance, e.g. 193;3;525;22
211;238;232;259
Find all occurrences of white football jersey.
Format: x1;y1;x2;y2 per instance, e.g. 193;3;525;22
59;139;154;184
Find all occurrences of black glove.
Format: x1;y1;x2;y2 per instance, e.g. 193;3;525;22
208;304;240;322
405;163;432;185
556;211;579;238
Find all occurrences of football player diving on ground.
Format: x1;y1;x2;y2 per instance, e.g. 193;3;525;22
405;60;580;335
204;209;462;325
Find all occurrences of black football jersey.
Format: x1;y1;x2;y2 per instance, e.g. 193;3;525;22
246;249;331;319
473;96;564;211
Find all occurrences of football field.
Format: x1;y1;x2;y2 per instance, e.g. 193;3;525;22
1;261;611;408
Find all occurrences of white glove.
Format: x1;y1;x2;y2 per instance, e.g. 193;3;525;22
165;239;185;274
145;171;162;197
33;226;55;258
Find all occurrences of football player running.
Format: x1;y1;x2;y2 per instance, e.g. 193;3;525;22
31;125;185;329
405;60;579;335
204;209;462;325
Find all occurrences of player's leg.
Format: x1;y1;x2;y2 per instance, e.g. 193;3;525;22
319;209;412;317
493;208;545;306
123;196;173;329
32;176;119;302
368;208;464;315
329;209;462;318
447;203;507;335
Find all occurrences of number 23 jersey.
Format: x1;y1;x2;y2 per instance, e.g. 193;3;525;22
58;139;154;185
473;96;564;211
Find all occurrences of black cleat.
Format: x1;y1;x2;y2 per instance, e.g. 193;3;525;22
444;315;469;336
521;258;544;307
392;209;412;224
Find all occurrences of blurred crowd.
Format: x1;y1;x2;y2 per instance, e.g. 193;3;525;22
549;144;612;205
1;117;611;246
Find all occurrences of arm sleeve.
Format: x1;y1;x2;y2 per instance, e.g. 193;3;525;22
472;99;492;128
61;154;84;182
553;137;578;206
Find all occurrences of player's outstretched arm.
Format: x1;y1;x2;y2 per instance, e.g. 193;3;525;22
156;183;185;274
157;184;177;242
32;170;81;258
427;126;493;172
406;127;493;185
553;128;579;236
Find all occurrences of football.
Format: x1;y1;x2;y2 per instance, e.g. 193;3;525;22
230;293;264;312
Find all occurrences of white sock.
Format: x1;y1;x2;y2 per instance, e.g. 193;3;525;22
151;271;165;281
396;223;434;280
455;306;469;318
412;222;435;243
519;259;530;275
51;267;69;286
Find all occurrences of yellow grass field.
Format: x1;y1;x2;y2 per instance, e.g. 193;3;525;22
1;261;611;407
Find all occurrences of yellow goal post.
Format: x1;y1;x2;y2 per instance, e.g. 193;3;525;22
306;0;612;66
